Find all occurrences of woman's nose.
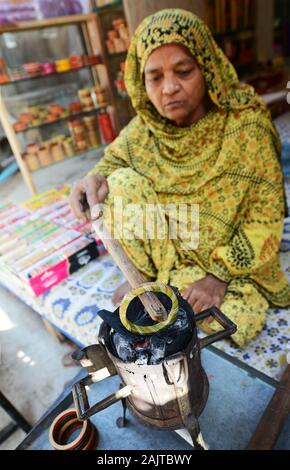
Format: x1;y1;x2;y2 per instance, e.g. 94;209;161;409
162;79;180;95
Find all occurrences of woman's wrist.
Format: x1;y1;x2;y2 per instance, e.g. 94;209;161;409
206;273;228;285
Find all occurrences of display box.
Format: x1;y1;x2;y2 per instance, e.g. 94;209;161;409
4;234;102;296
0;205;29;229
21;186;70;211
27;238;100;296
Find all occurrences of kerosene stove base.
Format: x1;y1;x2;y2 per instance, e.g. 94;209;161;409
72;287;236;450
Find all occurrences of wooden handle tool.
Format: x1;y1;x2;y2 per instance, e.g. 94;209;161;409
88;203;168;323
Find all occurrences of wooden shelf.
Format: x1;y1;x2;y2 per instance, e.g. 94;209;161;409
94;1;123;13
0;13;117;196
0;14;98;34
14;106;109;133
27;145;107;172
0;63;102;87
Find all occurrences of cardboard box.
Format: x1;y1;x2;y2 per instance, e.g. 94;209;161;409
6;235;101;296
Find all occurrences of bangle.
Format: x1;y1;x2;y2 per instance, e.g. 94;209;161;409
49;408;99;450
119;282;179;334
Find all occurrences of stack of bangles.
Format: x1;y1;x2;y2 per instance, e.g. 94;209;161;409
49;409;99;450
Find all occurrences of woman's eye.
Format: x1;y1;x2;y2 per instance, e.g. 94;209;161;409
178;69;193;76
150;76;161;82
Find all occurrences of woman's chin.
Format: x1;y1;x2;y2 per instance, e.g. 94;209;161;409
164;110;188;125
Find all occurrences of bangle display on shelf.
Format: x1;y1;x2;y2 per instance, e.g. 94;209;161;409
23;144;104;171
105;17;130;55
1;54;102;84
92;85;109;107
97;109;116;143
14;107;107;133
22;109;115;171
0;12;124;197
23;135;95;171
13;86;110;132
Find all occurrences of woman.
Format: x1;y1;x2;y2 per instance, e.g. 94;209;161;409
70;9;290;347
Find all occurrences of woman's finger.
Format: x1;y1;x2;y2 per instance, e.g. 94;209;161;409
200;304;215;322
199;304;212;313
212;295;223;309
191;292;212;313
85;175;108;211
191;300;205;314
181;285;193;301
97;179;109;203
187;289;202;311
69;182;88;223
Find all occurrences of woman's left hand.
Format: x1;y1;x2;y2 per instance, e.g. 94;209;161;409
181;274;228;316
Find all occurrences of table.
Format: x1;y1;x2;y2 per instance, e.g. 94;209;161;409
17;346;290;450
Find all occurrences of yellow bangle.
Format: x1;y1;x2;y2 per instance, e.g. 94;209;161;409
119;282;179;335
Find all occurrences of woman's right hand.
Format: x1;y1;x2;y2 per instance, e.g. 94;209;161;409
69;174;109;223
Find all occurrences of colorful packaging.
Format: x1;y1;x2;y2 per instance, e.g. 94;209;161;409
0;187;106;296
97;110;116;144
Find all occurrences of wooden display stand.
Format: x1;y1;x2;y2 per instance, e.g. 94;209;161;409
0;14;119;196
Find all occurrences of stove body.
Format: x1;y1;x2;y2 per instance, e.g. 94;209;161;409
72;294;236;449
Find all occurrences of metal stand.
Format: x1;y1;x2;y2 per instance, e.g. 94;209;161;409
0;391;32;445
186;420;207;450
116;383;128;428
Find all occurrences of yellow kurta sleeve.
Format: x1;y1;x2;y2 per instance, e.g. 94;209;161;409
209;126;286;285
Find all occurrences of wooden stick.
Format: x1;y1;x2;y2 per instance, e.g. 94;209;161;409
91;209;168;323
246;363;290;450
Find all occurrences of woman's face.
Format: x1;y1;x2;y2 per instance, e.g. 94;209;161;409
144;43;209;126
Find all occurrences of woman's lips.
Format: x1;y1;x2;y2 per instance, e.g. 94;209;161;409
164;100;184;109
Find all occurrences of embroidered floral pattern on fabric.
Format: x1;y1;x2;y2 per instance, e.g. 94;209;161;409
226;229;255;269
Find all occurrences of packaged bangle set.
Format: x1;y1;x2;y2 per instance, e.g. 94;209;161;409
0;188;106;296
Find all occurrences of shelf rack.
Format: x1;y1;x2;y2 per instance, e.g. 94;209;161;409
0;14;116;196
0;62;102;86
14;105;107;133
92;1;134;128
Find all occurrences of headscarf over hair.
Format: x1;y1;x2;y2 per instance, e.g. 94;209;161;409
125;8;267;124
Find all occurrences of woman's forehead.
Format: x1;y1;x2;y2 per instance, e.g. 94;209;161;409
144;43;195;71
